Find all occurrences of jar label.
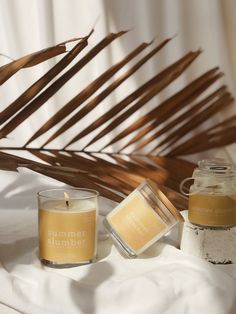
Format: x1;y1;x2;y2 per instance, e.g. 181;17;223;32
189;194;236;226
39;208;97;263
107;192;166;252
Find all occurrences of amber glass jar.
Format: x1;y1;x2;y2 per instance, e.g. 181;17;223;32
187;159;236;227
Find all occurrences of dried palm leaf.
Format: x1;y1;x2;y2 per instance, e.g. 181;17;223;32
0;30;235;211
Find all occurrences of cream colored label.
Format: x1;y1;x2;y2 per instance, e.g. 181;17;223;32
107;192;166;252
39;208;96;263
189;194;236;226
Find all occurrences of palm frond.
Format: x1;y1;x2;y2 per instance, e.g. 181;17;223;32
0;30;235;210
0;31;93;125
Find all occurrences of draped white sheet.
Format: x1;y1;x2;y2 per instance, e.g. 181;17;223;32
0;207;236;314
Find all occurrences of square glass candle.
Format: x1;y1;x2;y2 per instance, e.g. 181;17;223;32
38;188;98;268
104;179;183;257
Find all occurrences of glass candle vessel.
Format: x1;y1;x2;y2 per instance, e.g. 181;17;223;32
38;188;98;268
103;179;183;257
188;159;236;227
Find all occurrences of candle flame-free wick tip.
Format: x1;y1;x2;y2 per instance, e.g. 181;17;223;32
64;192;70;207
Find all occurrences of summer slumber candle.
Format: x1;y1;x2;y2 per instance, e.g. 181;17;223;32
187;159;236;227
38;188;98;267
104;179;183;257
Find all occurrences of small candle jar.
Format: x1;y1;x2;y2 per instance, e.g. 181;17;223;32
103;179;183;257
38;188;98;268
187;159;236;227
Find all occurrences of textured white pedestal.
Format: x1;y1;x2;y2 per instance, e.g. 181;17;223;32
180;211;236;264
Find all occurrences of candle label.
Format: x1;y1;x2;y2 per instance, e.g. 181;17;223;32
189;194;236;226
107;192;166;252
39;208;97;263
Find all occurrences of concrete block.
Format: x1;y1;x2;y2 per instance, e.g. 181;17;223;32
180;211;236;264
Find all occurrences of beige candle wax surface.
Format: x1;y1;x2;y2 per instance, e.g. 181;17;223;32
107;191;167;253
39;200;97;263
189;194;236;227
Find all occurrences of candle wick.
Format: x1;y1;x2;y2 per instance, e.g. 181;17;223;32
64;192;70;209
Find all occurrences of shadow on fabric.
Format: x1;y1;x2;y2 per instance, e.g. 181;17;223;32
70;261;114;314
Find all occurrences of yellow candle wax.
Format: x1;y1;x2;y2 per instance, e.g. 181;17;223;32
39;199;97;264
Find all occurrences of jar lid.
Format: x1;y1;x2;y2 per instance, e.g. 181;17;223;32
196;158;235;178
145;179;184;222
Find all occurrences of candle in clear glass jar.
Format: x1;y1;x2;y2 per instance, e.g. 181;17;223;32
104;179;183;257
187;159;236;227
38;188;98;268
